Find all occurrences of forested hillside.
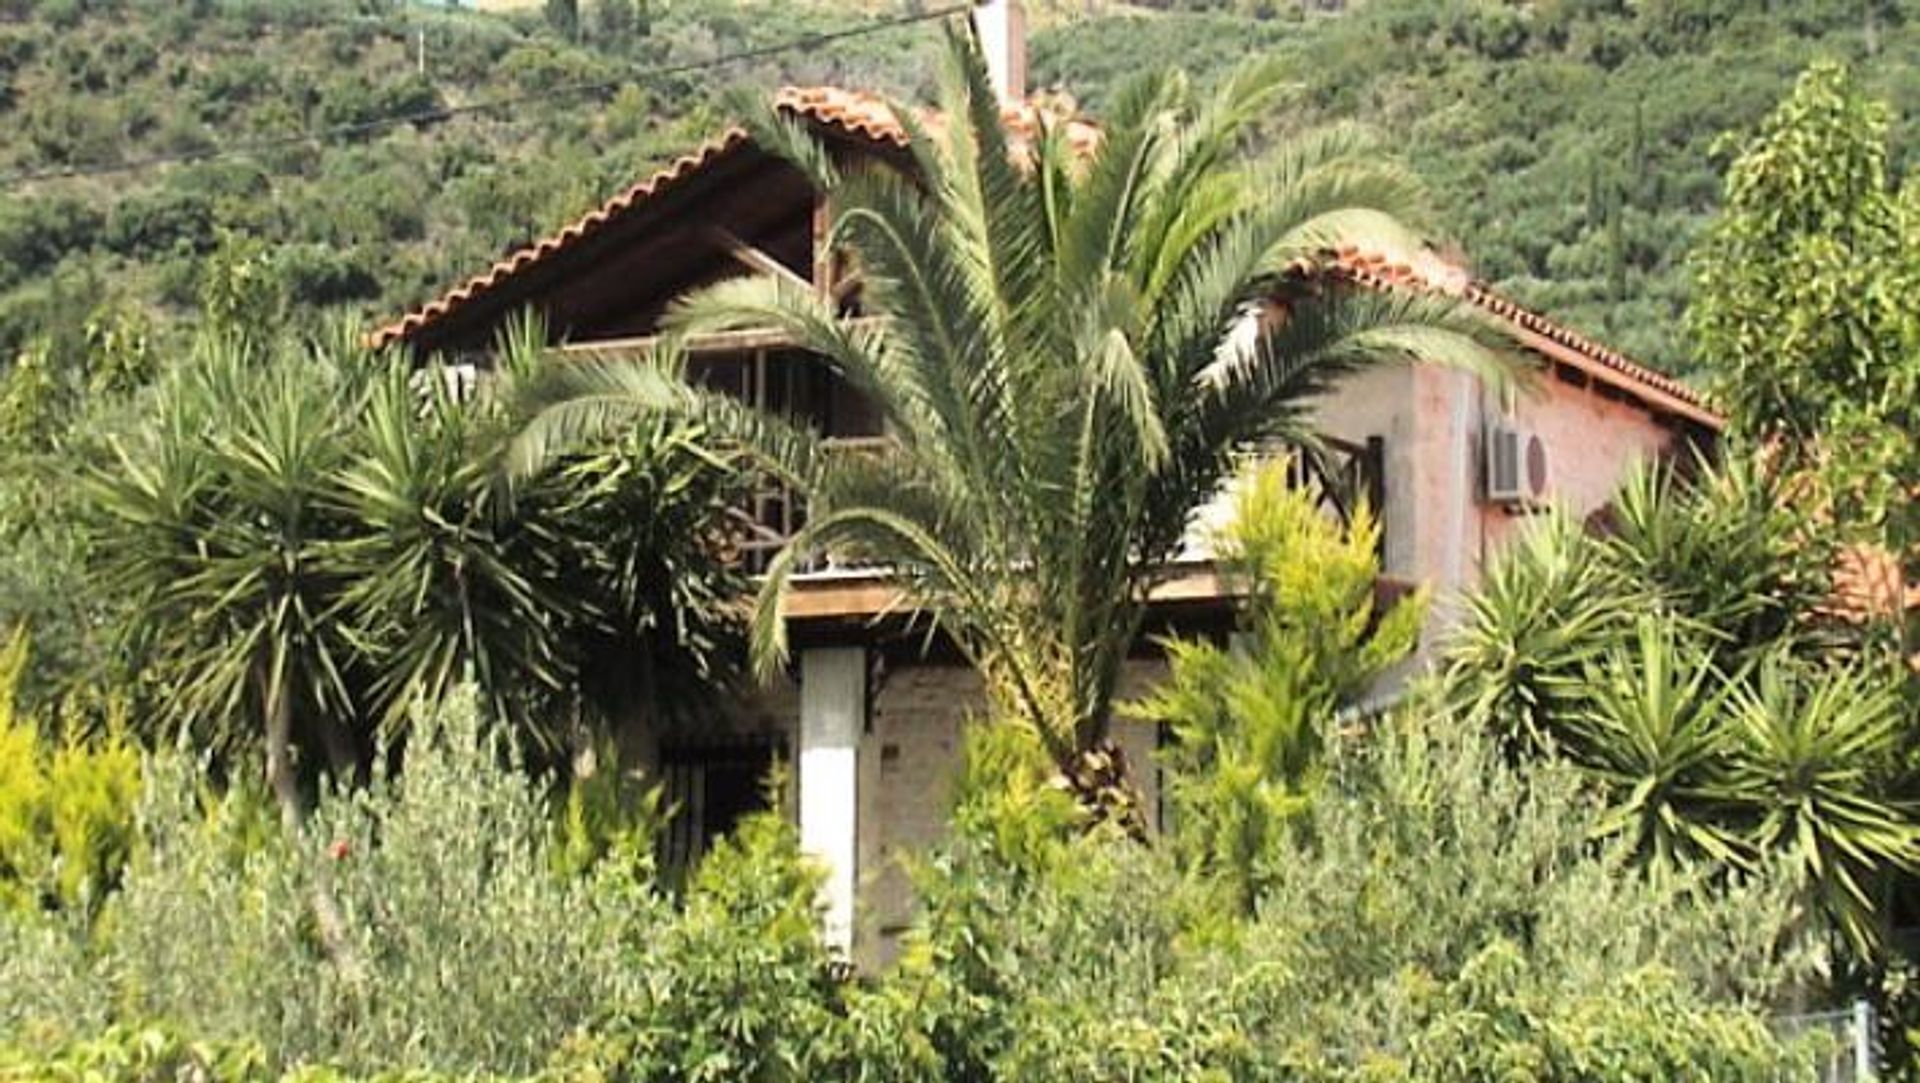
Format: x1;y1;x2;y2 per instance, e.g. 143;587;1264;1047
0;0;1915;386
0;0;947;369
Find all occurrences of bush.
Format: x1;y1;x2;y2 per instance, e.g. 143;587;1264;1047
1133;461;1425;913
0;629;140;919
0;688;1828;1081
848;702;1822;1082
4;689;661;1073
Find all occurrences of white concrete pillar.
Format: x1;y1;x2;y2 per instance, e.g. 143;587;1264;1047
972;0;1027;103
799;646;864;954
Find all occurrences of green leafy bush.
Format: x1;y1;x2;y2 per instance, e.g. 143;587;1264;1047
0;629;139;919
1133;461;1425;913
4;689;661;1074
857;705;1822;1082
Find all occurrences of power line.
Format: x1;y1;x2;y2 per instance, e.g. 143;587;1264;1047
0;2;974;189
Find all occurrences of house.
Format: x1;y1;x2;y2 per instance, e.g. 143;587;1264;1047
372;1;1722;963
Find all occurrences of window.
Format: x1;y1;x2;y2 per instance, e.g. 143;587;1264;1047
657;734;784;874
686;348;885;571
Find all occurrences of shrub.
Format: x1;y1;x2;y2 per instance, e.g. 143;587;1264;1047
4;689;661;1073
1133;461;1425;913
566;810;857;1082
0;629;140;919
863;703;1820;1082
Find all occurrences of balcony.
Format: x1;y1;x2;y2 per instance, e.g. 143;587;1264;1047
560;336;1386;580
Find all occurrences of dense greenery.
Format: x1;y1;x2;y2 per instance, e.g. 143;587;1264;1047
4;0;1918;707
1131;461;1424;913
0;0;945;358
0;610;1825;1082
82;317;747;813
0;631;138;919
4;3;1918;1078
0;0;1912;403
1690;61;1920;603
1443;457;1917;956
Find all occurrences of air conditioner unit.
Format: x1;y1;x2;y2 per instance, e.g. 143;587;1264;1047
1485;423;1548;508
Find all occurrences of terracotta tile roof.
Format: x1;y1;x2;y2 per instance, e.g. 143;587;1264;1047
370;87;1716;434
772;84;1104;156
1827;543;1920;622
370;87;1102;352
369;130;754;350
1330;246;1722;430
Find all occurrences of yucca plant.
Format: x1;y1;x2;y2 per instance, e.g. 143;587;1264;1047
1443;508;1642;751
1572;618;1745;867
93;318;750;786
1723;653;1919;956
513;30;1508;786
89;329;364;814
1603;452;1836;662
329;350;579;745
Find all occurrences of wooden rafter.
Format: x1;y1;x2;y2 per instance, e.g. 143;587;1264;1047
559;317;888;358
704;225;813;294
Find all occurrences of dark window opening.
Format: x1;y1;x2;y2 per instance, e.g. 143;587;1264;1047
658;735;783;876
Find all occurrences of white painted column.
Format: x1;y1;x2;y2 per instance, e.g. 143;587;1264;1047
799;646;864;954
972;0;1027;103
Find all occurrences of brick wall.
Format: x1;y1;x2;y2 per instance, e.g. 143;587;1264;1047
857;657;1168;966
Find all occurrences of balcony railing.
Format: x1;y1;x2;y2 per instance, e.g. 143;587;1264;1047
729;434;1387;576
1288;434;1388;553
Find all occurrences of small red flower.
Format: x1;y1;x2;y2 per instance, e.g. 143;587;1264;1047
328;839;350;861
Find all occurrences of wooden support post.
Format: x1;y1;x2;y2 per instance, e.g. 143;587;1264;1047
811;198;834;302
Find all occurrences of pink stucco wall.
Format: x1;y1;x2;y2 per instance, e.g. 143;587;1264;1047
1312;361;1683;636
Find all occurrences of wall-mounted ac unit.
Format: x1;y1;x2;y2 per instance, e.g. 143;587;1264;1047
1485;423;1548;508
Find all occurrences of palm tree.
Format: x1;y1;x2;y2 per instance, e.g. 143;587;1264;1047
332;318;750;753
514;32;1507;784
91;328;362;816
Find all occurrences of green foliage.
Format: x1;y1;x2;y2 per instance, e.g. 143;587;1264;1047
0;630;139;919
0;0;949;373
0;1027;270;1083
1132;460;1425;912
1037;1;1920;370
87;321;747;796
1445;457;1918;957
573;813;852;1082
845;708;1821;1082
551;746;668;883
0;685;1828;1081
5;688;659;1073
1689;62;1920;609
1690;62;1917;444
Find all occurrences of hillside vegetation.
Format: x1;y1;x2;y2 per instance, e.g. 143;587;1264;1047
0;0;1915;383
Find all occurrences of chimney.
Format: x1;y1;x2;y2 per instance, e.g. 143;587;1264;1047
971;0;1027;104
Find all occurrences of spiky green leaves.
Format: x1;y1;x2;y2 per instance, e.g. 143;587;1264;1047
1445;456;1916;957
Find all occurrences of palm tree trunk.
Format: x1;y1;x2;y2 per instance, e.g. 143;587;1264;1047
315;717;360;787
1054;738;1148;841
256;662;363;986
